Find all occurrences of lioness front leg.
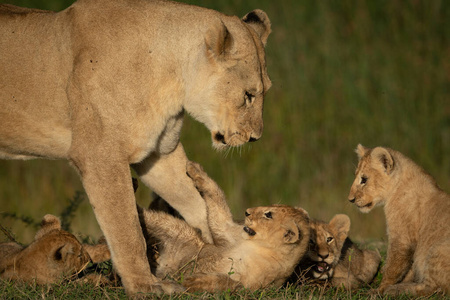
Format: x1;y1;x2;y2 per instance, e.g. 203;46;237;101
133;143;213;243
70;154;168;295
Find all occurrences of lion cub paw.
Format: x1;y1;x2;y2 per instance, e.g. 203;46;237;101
186;161;209;192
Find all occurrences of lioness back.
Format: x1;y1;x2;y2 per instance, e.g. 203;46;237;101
348;144;450;296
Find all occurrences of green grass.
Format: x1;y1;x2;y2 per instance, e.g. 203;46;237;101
1;278;449;300
0;0;449;298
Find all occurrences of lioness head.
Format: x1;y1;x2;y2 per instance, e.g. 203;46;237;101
243;204;310;250
348;144;397;213
184;10;272;150
307;215;350;279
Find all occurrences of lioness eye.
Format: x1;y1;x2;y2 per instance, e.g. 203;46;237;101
360;176;367;184
244;91;254;105
326;237;334;243
264;211;272;219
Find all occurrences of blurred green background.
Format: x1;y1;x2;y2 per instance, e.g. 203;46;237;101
1;0;449;244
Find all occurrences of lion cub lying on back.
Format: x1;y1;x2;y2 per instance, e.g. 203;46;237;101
292;214;380;289
348;144;450;296
139;161;310;292
0;214;110;284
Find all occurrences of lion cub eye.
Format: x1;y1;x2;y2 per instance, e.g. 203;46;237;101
244;91;255;105
264;211;272;219
326;237;334;243
360;176;368;184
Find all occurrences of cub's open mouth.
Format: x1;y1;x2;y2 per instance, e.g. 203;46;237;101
357;202;373;210
314;262;330;273
243;226;256;236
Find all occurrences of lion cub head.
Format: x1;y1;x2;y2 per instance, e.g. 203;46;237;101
0;214;110;284
306;214;350;280
348;144;398;212
243;204;310;252
184;10;272;150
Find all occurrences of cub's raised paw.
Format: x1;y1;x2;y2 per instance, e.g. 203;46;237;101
186;161;208;192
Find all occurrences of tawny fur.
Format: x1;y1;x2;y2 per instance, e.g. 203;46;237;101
348;144;450;296
0;215;110;284
139;161;310;292
0;0;271;294
292;214;380;290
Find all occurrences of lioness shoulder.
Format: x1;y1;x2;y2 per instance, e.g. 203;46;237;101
348;144;450;296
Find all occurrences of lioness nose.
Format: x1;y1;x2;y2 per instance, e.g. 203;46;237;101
318;253;329;259
349;198;355;203
249;136;259;142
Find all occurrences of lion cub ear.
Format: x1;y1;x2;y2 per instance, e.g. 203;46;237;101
242;9;271;46
329;214;350;243
34;214;62;240
53;243;76;263
371;147;395;174
355;144;368;160
283;221;300;244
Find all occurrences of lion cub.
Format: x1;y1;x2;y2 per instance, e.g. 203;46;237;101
139;161;310;292
292;214;380;289
348;144;450;296
0;214;110;284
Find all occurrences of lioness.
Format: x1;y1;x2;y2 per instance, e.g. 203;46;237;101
139;161;310;292
0;0;271;294
0;214;110;284
348;144;450;296
292;214;381;289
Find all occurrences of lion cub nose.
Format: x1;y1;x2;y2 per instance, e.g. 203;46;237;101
248;136;259;142
318;253;329;259
349;198;356;203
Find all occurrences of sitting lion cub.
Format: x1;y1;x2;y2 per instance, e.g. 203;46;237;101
0;214;110;284
139;161;310;292
292;214;380;289
348;144;450;296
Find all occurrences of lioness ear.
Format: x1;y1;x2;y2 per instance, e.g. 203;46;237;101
371;147;395;174
35;214;61;240
355;144;368;160
242;9;271;46
205;21;234;60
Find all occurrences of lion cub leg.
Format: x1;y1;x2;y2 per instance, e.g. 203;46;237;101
186;161;241;245
183;273;241;293
138;207;204;278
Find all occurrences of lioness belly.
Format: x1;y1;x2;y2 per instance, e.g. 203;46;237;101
0;7;72;159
